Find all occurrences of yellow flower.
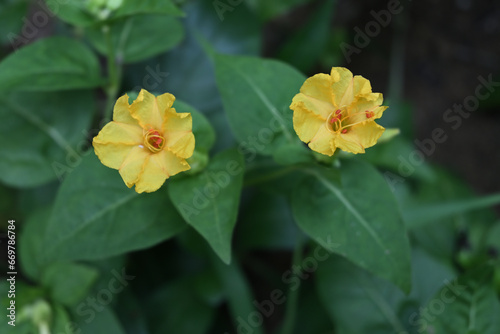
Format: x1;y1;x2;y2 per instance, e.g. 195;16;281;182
93;89;195;193
290;67;387;156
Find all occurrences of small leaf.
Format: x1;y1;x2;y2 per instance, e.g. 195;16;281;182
47;0;182;27
0;37;104;91
42;262;99;307
86;14;184;63
292;159;412;292
215;54;305;155
425;266;500;334
43;153;186;262
168;149;244;264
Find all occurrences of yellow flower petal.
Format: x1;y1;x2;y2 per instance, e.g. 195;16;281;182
346;93;385;124
118;146;149;188
134;149;190;193
130;89;170;130
330;67;353;108
308;124;336;156
162;108;195;159
112;94;138;126
93;122;143;169
291;101;325;143
335;122;385;154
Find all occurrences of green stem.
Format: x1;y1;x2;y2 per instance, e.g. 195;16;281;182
280;240;304;334
103;24;122;122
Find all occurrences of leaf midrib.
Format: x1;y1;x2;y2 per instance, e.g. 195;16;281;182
47;189;138;256
223;59;294;142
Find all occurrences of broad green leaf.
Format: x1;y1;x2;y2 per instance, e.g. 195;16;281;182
86;14;184;63
0;37;103;91
272;142;314;166
175;100;215;153
42;262;99;307
215;54;305;155
146;279;215;334
212;256;264;334
73;306;126;334
43;153;186;262
46;0;97;27
19;208;51;281
168;149;244;264
46;0;182;27
292;159;412;292
404;192;500;229
424;267;500;334
316;248;455;334
0;90;94;187
278;0;335;72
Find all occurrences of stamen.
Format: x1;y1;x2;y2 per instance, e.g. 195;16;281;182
366;111;375;118
144;129;165;153
341;129;348;134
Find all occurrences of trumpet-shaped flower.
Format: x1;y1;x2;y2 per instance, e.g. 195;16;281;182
93;89;195;193
290;67;387;156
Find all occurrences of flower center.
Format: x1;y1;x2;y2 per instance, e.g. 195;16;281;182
326;108;376;135
326;109;345;133
144;128;165;153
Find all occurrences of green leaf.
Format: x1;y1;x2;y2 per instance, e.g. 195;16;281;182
147;279;215;334
316;248;455;334
86;14;184;63
0;90;94;187
424;266;500;334
405;192;500;229
272;142;314;166
73;306;126;334
169;149;244;264
278;0;336;72
212;257;264;334
175;100;216;153
113;0;183;18
0;37;104;91
292;159;412;293
42;262;99;307
215;54;305;155
43;153;186;262
20;208;51;281
47;0;182;27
